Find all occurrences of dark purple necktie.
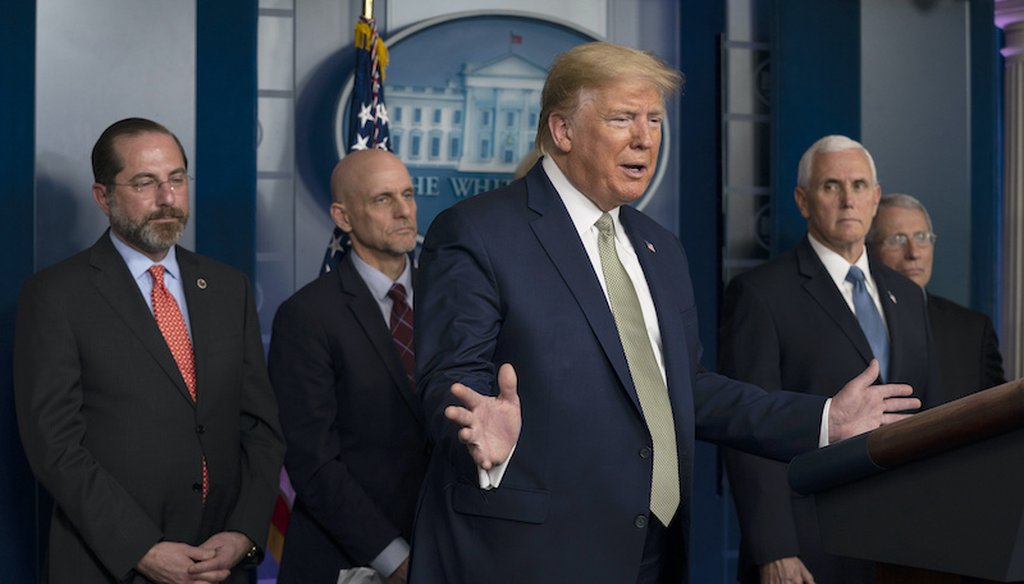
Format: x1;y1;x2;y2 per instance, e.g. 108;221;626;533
387;283;415;386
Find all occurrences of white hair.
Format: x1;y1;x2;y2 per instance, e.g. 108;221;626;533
868;193;934;242
796;135;878;189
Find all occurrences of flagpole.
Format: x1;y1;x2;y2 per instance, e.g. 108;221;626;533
363;0;373;20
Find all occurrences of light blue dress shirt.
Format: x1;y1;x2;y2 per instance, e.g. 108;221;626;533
109;231;193;340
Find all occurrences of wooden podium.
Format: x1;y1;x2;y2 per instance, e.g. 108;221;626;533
788;379;1024;583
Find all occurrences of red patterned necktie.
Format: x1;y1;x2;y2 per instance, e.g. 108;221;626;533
387;283;416;386
149;265;208;501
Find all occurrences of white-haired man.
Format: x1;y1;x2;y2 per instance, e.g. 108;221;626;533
720;135;937;584
869;193;1004;399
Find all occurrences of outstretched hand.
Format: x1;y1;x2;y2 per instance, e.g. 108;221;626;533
829;360;920;443
444;363;522;469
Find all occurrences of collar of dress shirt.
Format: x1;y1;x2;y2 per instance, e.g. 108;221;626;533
108;229;182;284
807;233;875;293
349;249;414;305
541;155;624;240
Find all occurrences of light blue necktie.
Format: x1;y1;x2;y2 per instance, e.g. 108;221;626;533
845;265;890;382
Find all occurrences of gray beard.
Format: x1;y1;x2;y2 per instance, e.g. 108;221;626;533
109;204;189;255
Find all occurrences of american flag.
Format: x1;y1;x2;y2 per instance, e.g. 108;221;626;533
320;15;391;274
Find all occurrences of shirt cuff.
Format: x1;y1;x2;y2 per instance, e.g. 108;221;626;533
369;537;409;579
819;397;832;447
476;443;517;489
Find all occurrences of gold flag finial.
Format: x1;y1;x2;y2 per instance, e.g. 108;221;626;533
362;0;373;20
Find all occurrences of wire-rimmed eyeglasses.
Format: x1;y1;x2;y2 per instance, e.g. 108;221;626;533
877;231;937;248
110;173;191;195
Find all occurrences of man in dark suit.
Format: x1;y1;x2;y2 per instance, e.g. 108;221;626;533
268;149;427;584
720;136;937;584
409;44;919;584
14;117;285;583
869;193;1005;399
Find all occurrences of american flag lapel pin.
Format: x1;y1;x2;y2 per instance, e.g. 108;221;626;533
645;241;656;254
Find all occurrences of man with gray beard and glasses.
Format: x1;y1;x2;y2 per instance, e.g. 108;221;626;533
14;118;284;584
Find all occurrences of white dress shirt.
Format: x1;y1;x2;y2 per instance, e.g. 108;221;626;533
806;233;888;328
478;157;670;489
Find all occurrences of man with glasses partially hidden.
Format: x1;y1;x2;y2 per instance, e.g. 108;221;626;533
869;193;1005;400
14;117;284;583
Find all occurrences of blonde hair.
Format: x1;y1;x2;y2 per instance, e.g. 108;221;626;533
535;42;683;155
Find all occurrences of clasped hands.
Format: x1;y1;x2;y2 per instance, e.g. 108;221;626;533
136;531;252;584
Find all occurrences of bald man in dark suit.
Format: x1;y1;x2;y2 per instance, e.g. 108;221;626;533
269;150;428;584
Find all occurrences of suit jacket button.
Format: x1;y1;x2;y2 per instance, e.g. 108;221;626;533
196;425;205;435
639;446;652;459
634;514;647;529
192;483;203;493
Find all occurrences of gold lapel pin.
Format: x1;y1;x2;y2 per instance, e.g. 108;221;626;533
197;278;208;290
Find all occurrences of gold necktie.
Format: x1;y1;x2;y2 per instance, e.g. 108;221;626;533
595;213;679;525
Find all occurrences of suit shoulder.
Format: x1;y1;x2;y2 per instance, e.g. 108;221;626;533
275;267;366;325
283;269;346;307
425;180;531;247
928;293;990;324
873;261;918;293
727;248;800;290
180;248;246;280
18;247;100;305
179;248;261;300
449;179;526;217
619;206;677;240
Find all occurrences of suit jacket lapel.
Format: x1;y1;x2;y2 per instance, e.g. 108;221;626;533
178;247;209;405
524;166;643;414
795;238;875;365
89;233;195;405
619;209;691;387
338;255;425;426
872;265;910;380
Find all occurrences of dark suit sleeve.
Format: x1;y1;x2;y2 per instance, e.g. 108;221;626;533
14;275;162;579
222;276;286;551
268;294;401;563
718;275;803;565
415;206;501;472
980;315;1006;390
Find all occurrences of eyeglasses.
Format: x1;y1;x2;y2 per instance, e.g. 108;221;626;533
877;231;937;248
111;173;191;195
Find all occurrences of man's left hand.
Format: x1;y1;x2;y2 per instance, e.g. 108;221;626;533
186;532;253;582
445;363;521;470
828;359;920;442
